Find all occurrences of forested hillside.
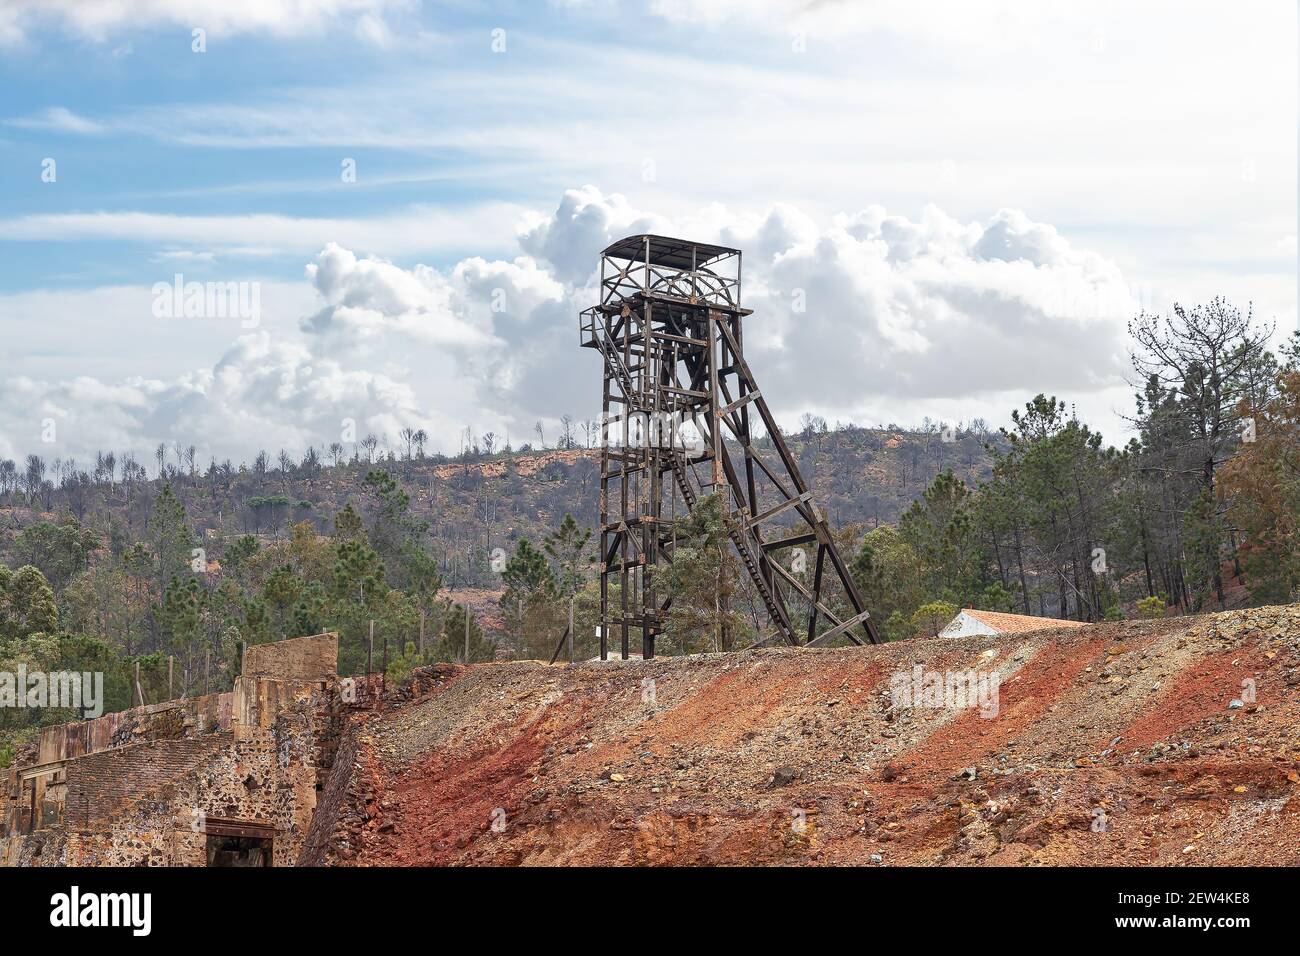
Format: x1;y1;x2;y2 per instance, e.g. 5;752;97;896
1;299;1296;762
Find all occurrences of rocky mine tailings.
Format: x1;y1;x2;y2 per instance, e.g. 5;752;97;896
315;604;1300;866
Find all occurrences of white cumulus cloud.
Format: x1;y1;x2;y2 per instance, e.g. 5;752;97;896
0;187;1142;467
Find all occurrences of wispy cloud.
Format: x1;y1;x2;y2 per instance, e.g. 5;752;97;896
0;204;528;259
152;250;218;265
0;0;414;45
7;105;104;134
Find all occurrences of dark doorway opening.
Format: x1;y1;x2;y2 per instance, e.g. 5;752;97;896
203;818;276;867
206;834;273;867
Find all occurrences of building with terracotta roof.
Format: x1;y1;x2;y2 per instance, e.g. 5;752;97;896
939;608;1088;638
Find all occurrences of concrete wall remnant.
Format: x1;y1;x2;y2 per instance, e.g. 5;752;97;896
243;632;339;682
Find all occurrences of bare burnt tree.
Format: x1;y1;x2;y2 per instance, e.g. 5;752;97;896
1128;298;1274;606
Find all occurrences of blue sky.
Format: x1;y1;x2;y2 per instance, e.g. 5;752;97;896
0;0;1295;465
1;4;590;284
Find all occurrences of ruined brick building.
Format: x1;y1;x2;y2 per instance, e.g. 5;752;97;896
0;633;365;867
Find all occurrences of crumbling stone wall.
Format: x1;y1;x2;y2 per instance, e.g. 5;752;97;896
39;690;234;762
64;736;231;831
1;632;343;867
243;632;338;683
4;824;69;866
76;807;196;866
297;664;463;866
298;721;362;866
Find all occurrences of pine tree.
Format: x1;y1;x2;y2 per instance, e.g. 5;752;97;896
501;538;560;658
436;602;494;663
851;525;923;636
147;484;195;597
543;514;592;598
663;493;745;653
0;565;59;638
1218;371;1300;601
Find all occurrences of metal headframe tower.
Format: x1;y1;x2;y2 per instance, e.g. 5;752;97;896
580;234;882;660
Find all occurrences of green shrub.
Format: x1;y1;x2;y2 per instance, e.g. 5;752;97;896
910;601;959;638
1135;595;1166;619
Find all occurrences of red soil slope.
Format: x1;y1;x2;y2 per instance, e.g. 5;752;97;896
320;604;1300;866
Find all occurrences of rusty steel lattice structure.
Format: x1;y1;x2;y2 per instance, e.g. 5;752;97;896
580;234;882;660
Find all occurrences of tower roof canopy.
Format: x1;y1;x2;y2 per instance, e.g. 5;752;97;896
602;234;739;271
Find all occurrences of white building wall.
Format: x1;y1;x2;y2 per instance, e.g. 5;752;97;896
939;611;999;639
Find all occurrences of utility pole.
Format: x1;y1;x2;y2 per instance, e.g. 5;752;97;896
367;620;374;675
567;596;574;663
463;604;470;663
711;524;726;652
167;655;174;700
